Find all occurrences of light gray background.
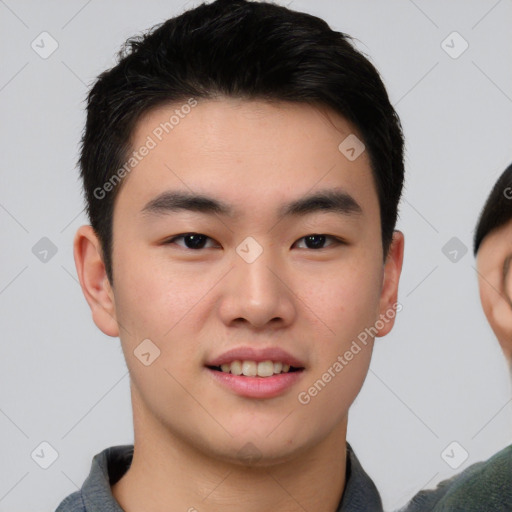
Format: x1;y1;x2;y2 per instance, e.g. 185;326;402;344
1;0;511;510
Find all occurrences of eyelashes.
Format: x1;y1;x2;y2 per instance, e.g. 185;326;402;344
163;232;345;251
164;233;217;250
294;234;343;249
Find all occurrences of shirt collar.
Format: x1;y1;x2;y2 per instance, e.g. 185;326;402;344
338;443;383;512
78;442;382;512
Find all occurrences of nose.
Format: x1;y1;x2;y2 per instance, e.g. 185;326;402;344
218;246;296;330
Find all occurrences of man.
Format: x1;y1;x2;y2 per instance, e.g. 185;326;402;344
55;0;405;510
401;164;512;511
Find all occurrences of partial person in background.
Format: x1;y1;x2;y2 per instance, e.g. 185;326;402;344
476;163;512;370
401;163;512;511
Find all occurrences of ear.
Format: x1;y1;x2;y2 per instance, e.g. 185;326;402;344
479;254;512;361
376;230;405;337
73;225;119;337
490;299;512;358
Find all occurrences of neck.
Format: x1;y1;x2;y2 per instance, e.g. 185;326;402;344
112;389;348;512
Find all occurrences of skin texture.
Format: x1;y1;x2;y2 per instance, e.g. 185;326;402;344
476;218;512;366
74;98;404;512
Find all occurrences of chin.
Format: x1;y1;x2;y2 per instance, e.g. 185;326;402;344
224;442;304;468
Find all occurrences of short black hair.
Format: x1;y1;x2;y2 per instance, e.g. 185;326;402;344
474;163;512;255
79;0;405;283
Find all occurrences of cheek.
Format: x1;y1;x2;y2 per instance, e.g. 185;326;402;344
113;245;205;337
112;264;205;410
303;258;382;342
297;267;380;423
505;264;512;305
112;249;219;379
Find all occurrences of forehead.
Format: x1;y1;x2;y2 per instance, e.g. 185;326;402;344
119;98;378;220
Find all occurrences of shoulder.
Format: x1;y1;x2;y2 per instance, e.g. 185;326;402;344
400;444;512;512
53;444;133;512
54;490;85;512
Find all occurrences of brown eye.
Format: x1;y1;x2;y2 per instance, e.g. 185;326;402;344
165;233;218;249
294;234;342;250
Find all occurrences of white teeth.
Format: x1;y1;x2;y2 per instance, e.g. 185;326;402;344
230;360;243;376
257;360;274;377
242;361;257;377
217;360;297;377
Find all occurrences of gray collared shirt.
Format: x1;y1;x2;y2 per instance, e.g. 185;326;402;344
55;443;383;512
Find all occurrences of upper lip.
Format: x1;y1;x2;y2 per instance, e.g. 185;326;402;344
206;347;306;368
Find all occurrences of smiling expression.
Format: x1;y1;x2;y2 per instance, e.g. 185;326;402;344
84;97;402;465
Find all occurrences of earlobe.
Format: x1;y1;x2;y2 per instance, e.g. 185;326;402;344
376;230;405;337
73;225;119;337
486;295;512;363
491;299;512;340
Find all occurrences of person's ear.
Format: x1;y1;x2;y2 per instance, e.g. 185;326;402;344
376;230;404;337
480;254;512;361
73;225;119;337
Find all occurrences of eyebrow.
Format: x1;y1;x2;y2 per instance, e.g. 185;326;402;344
140;188;362;219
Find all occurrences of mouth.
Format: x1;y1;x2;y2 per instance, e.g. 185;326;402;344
207;360;305;378
205;347;306;398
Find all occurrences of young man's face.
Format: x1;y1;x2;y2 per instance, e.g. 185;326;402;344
77;98;403;464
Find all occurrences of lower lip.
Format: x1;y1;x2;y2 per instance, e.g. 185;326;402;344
206;368;304;399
